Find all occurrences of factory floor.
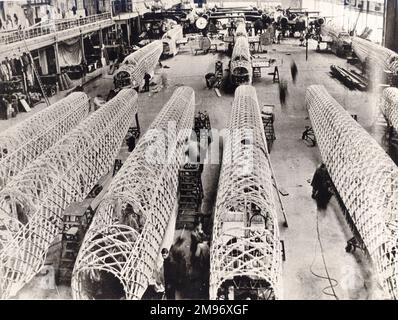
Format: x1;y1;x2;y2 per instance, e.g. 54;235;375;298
3;37;394;300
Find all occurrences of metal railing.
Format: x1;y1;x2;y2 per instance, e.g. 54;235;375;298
0;13;112;45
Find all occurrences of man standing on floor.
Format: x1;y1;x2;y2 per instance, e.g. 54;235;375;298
144;73;151;92
162;248;176;300
279;80;288;108
311;163;333;209
291;60;298;84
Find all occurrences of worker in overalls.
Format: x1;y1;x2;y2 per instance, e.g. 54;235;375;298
143;73;151;92
311;163;333;209
291;60;298;84
162;248;176;300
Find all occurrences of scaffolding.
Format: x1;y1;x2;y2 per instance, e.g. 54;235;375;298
0;89;138;299
71;86;195;300
0;92;90;190
114;40;163;88
306;85;398;300
209;85;282;300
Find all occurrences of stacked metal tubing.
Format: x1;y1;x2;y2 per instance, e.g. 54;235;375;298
209;85;282;300
71;86;195;300
114;40;163;87
380;87;398;132
352;37;398;77
162;25;183;56
0;89;138;299
231;35;252;85
306;85;398;299
0;92;89;190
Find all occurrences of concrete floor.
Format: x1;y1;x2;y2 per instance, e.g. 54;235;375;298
2;37;394;300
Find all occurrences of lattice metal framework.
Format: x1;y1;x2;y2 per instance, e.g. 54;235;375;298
114;40;163;87
352;37;398;77
320;21;349;40
0;92;90;190
209;85;282;300
0;89;138;299
162;25;183;56
380;87;398;132
71;86;195;300
306;85;398;300
320;21;351;56
235;20;248;38
231;36;252;86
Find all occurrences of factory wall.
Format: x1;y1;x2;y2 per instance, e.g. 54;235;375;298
282;0;303;7
302;0;384;43
0;1;107;31
384;0;398;53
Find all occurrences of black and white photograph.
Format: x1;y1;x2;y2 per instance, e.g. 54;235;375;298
0;0;397;306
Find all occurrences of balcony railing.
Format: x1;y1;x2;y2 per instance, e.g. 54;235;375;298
0;13;112;45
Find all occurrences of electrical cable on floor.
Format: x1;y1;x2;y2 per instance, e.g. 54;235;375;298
310;209;339;300
55;284;61;298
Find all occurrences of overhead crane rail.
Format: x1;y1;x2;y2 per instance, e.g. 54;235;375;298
0;89;138;299
209;85;282;300
0;92;90;190
71;86;195;300
306;85;398;300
